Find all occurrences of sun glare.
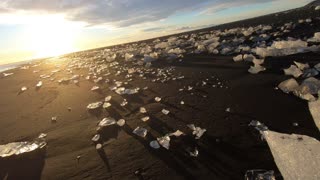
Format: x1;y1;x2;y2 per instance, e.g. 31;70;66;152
23;15;80;59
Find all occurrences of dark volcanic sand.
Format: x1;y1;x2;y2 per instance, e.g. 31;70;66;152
1;3;320;180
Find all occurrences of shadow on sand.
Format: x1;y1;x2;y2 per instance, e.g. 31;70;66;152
0;148;46;180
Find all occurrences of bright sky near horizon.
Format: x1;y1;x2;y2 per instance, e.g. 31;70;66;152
0;0;314;65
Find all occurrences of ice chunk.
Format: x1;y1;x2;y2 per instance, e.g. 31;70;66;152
161;109;170;115
0;139;46;158
3;72;14;77
157;136;170;150
103;102;111;109
51;116;57;123
92;134;100;143
87;102;103;110
248;64;266;74
316;6;320;10
98;117;116;127
299;77;320;95
284;65;303;78
38;133;47;138
117;119;126;127
308;93;320;130
168;130;184;137
255;40;311;57
262;131;320;180
105;96;112;102
233;55;243;62
91;86;100;91
140;107;147;114
150;140;160;149
243;54;255;62
154;97;161;102
141;116;150;122
133;127;148;138
302;68;319;78
187;124;207;139
278;78;299;93
36;81;43;88
96;143;103;150
125;53;134;61
294;61;309;70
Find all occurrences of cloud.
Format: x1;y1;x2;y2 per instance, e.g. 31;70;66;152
0;0;284;27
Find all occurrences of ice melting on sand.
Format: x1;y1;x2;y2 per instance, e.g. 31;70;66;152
248;64;266;74
133;127;148;138
187;124;206;139
284;65;303;78
157;135;170;150
87;102;103;110
149;140;160;149
0;138;46;158
278;78;299;93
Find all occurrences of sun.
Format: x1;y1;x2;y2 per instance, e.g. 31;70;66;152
25;15;79;58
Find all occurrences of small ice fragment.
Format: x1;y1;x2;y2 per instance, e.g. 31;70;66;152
21;86;27;92
155;97;161;102
141;116;150;122
316;6;320;10
120;99;128;106
92;134;100;143
140;107;147;113
51;116;57;123
38;133;47;138
3;72;14;77
117;119;126;127
150;140;160;149
96;143;103;150
249;120;269;132
91;86;100;91
292;122;299;127
189;147;199;157
284;65;303;78
162;109;170;115
87;102;103;110
133;127;148;138
103;102;111;109
169;130;184;137
225;108;231;112
187;124;206;139
36;81;43;88
157;136;170;150
180;101;185;105
105;96;112;102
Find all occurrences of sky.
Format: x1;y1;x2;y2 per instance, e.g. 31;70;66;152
0;0;314;65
